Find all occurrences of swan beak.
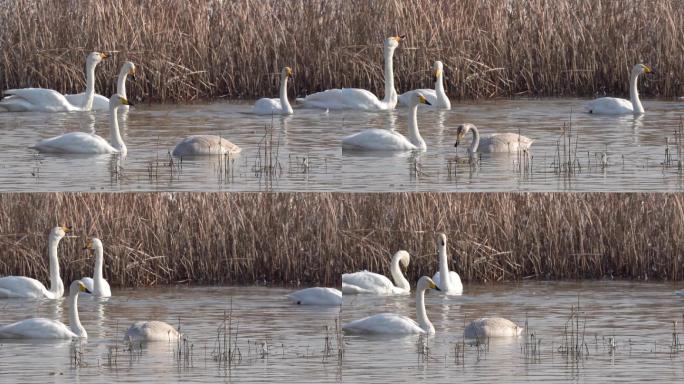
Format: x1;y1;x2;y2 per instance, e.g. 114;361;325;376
129;69;136;81
644;65;654;74
99;52;109;60
433;69;442;83
79;282;91;294
418;95;431;106
60;225;72;233
286;67;293;78
120;97;133;107
429;281;440;291
82;240;93;251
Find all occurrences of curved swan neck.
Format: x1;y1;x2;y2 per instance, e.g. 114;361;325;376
109;105;126;154
469;125;480;154
48;236;64;297
82;60;98;111
280;73;293;115
408;103;426;150
69;290;86;338
630;70;644;115
382;46;397;108
116;68;129;99
438;243;452;291
416;288;433;333
390;254;410;291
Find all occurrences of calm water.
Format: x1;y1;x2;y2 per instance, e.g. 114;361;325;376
1;282;683;382
1;99;684;192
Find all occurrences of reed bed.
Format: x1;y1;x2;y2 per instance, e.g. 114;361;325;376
0;192;682;287
0;0;681;101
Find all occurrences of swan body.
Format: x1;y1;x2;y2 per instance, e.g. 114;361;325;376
431;233;463;295
342;276;439;334
0;226;70;299
342;93;430;151
399;61;451;109
125;321;182;342
0;280;90;339
455;123;534;154
675;290;684;297
172;135;241;156
66;61;136;111
342;250;411;295
81;238;111;297
585;64;653;115
251;67;293;115
464;317;523;339
31;94;131;154
0;52;108;112
298;36;403;110
287;287;342;306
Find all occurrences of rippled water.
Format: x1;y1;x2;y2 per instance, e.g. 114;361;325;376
0;99;683;191
1;282;683;382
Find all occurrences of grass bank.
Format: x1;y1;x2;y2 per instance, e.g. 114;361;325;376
0;193;682;287
0;0;681;101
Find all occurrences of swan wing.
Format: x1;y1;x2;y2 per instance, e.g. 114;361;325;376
342;128;415;151
287;287;342;306
251;98;283;115
482;133;534;153
0;276;50;298
299;88;386;110
584;97;634;115
432;271;464;294
31;132;116;154
172;135;241;156
464;317;523;338
99;279;112;297
1;88;78;112
65;93;109;111
341;271;395;294
0;318;75;339
343;313;424;334
125;321;181;342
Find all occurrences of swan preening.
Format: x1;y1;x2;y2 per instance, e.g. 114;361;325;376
172;135;241;156
81;238;112;298
432;233;463;295
125;321;182;342
0;280;90;339
454;123;534;154
342;93;430;151
464;317;523;339
585;64;653;115
252;67;293;115
0;226;71;299
298;36;404;110
31;95;131;154
342;250;411;295
342;276;440;334
0;52;108;112
287;287;342;306
67;61;136;111
399;60;451;110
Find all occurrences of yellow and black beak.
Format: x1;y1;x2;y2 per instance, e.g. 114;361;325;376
83;239;94;251
119;97;133;107
644;65;654;74
430;281;441;291
433;69;442;83
418;94;432;106
60;225;72;233
129;68;136;81
100;52;109;60
79;281;92;294
454;129;465;148
286;67;293;78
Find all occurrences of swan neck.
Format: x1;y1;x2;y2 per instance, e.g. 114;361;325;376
416;287;432;333
109;105;126;153
83;60;97;111
630;70;644;114
280;73;293;114
470;126;480;154
438;245;452;291
382;47;397;108
390;256;410;291
117;69;128;98
94;245;104;283
69;290;86;337
408;104;425;149
48;237;64;297
435;75;450;108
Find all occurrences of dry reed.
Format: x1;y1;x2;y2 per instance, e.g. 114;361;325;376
0;192;682;287
0;0;681;102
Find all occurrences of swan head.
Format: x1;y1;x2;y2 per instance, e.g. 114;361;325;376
454;123;476;148
109;94;132;109
417;276;440;292
122;61;136;80
412;93;431;107
87;52;109;66
282;66;293;79
83;237;103;252
433;61;444;83
50;225;72;241
392;250;411;270
384;35;404;50
632;64;653;76
69;280;92;296
437;233;447;248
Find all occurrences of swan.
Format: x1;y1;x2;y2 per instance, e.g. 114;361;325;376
81;238;111;298
0;52;108;112
464;317;523;339
0;226;71;299
251;67;293;115
342;276;440;334
0;280;90;339
398;60;451;109
287;287;342;306
342;93;430;151
454;123;534;154
431;233;463;295
31;94;131;154
66;61;136;111
585;64;653;115
298;36;404;110
675;290;684;297
342;250;411;295
125;321;182;342
172;135;241;157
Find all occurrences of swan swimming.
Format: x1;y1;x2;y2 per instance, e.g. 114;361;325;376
342;250;411;295
298;36;404;110
81;238;112;298
432;233;463;295
464;317;523;339
125;321;182;342
0;280;91;339
31;94;131;154
287;287;342;306
342;93;430;151
172;134;241;157
0;52;108;112
251;67;293;115
0;226;71;299
398;60;451;109
342;276;440;334
585;64;653;115
454;123;534;154
66;61;136;111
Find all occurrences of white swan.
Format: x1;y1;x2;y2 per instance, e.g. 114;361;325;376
66;61;136;111
342;93;430;151
0;280;90;339
251;67;293;115
172;135;241;157
81;238;112;298
431;233;463;295
398;60;451;109
31;94;131;154
0;52;108;112
585;64;653;115
287;287;342;306
0;226;71;299
342;276;440;334
125;321;182;342
454;123;534;154
464;317;523;339
298;36;403;110
342;250;411;295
